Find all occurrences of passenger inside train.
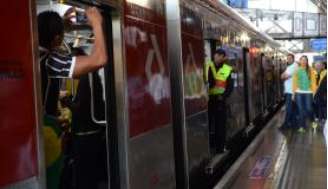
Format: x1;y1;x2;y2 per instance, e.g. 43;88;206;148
37;4;108;189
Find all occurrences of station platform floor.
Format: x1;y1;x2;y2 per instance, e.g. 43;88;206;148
214;108;327;189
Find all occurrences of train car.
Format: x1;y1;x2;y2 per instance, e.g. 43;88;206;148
0;0;284;189
191;1;283;187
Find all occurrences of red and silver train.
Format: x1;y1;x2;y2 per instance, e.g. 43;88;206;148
0;0;287;188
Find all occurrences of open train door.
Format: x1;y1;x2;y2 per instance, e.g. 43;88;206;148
35;0;127;189
0;0;45;188
53;1;126;189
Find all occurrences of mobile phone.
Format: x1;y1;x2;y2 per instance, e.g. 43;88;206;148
76;11;88;24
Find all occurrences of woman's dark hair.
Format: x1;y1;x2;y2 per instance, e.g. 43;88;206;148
37;11;64;49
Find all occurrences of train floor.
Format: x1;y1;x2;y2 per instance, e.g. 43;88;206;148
214;107;327;189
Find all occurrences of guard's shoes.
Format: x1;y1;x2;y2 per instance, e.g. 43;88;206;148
298;127;306;133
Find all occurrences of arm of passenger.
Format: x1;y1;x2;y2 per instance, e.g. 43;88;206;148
292;72;297;94
72;8;108;78
281;73;290;80
311;69;318;95
281;68;292;80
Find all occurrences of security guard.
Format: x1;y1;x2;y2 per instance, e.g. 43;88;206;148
204;49;233;154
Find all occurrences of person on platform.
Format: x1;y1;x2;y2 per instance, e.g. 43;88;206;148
280;53;298;129
292;55;316;133
313;61;327;128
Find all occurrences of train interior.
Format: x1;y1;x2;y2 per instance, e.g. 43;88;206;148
36;1;115;188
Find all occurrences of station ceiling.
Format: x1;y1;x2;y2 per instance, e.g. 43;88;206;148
311;0;327;13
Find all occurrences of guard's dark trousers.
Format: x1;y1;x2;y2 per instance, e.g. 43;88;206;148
208;95;226;154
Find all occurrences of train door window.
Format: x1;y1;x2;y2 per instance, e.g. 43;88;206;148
219;47;247;147
36;2;111;189
260;54;266;112
227;51;239;88
243;49;252;125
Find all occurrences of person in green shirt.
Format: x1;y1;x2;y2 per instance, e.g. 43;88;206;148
292;55;316;133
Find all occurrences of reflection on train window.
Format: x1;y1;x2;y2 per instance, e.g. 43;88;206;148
225;50;240;88
227;58;239;88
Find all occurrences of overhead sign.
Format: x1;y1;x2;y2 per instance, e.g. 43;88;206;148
227;0;248;8
313;55;326;62
310;38;327;52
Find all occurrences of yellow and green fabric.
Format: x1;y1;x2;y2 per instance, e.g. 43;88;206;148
43;115;63;189
292;67;316;93
64;78;79;97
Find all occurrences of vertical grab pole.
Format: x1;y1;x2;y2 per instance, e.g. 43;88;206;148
165;1;189;188
105;6;130;189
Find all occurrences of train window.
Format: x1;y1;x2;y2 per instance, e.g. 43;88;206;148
228;57;239;88
222;49;240;87
36;2;109;189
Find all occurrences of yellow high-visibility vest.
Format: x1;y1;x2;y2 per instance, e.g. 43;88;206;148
204;60;232;95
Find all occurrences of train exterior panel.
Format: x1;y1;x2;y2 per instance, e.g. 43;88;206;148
124;1;176;188
223;46;247;139
246;46;264;122
180;1;210;185
0;0;41;188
